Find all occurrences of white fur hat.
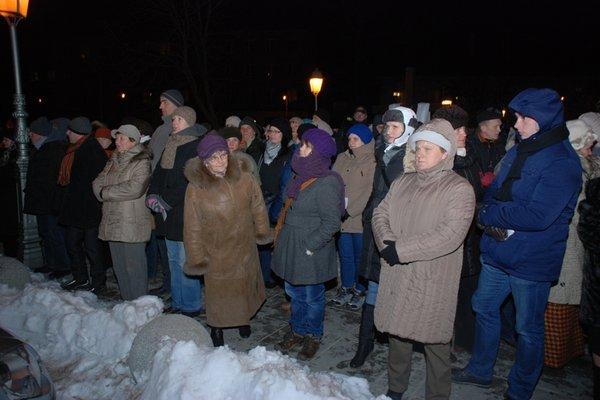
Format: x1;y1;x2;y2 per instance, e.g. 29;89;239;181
567;119;597;151
579;112;600;136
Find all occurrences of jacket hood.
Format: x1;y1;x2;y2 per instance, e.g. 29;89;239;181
508;88;564;133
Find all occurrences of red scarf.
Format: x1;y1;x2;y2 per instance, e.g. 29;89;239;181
57;136;86;186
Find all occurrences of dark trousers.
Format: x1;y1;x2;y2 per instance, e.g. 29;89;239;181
65;225;106;288
36;214;70;271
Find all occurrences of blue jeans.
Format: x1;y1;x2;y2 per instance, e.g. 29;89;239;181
466;262;550;399
337;232;365;292
365;280;379;306
165;239;202;313
284;281;325;338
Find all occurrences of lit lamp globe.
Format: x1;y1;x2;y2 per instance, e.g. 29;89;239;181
309;69;324;111
0;0;29;19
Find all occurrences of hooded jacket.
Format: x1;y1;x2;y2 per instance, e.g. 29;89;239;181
373;118;475;343
479;88;583;282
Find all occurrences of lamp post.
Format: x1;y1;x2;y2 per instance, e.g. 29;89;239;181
309;68;323;112
1;0;43;267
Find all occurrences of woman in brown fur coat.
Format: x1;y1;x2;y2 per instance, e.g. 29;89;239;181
183;134;271;347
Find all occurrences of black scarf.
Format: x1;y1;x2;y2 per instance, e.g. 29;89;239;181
495;124;569;201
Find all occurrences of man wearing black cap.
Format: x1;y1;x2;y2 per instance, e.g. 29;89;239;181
239;116;265;165
147;89;184;297
58;116;109;293
24;117;71;278
467;107;506;188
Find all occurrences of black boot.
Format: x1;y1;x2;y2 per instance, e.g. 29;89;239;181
211;328;224;347
350;303;375;368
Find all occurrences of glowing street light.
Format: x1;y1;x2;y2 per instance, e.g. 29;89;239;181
1;0;43;267
282;94;288;118
309;68;323;112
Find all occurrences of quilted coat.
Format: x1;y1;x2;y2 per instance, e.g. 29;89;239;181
93;144;152;243
183;154;271;328
373;119;476;343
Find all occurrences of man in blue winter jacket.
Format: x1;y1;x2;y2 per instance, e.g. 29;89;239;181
452;88;583;400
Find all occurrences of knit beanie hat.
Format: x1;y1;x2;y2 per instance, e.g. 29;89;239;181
239;116;260;136
432;105;470;129
269;117;292;143
161;89;184;107
409;118;455;153
302;128;337;158
476;107;502;124
347;123;373;144
219;126;242;141
225;115;241;128
68;116;92;135
94;127;113;140
29;116;52;137
567;119;598;151
197;134;229;160
172;106;197;126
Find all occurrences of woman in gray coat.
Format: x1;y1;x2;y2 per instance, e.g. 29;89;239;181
93;124;152;300
373;119;475;399
272;128;344;360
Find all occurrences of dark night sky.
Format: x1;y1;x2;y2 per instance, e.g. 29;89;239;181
1;0;599;125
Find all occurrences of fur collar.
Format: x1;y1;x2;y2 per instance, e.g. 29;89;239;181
184;153;252;188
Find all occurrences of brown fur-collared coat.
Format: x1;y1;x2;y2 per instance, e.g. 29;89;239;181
183;153;271;328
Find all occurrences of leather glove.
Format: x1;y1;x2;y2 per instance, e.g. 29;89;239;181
484;226;509;241
380;240;400;265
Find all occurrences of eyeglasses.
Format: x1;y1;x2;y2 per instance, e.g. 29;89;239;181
207;151;228;163
267;128;282;134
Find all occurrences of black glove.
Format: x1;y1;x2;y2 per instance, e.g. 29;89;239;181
341;211;350;222
484;226;509;241
380;240;400;265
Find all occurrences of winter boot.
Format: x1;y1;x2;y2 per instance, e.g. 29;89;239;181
211;328;224;347
350;303;375;368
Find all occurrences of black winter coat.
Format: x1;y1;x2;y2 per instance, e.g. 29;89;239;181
578;177;600;332
359;143;406;282
58;136;108;228
148;139;199;241
453;147;484;277
23;139;67;215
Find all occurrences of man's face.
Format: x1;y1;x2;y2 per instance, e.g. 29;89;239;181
455;126;467;148
159;96;178;117
513;113;539;140
354;111;367;122
383;121;405;144
479;118;502;141
240;125;255;141
226;137;240;151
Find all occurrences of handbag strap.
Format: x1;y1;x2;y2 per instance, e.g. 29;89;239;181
272;177;317;246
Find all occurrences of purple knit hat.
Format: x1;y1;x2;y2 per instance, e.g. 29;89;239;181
302;128;336;158
197;134;229;160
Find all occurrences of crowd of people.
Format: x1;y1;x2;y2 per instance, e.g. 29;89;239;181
1;87;599;399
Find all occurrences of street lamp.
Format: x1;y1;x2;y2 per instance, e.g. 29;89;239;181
1;0;43;267
309;68;323;112
282;94;288;119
